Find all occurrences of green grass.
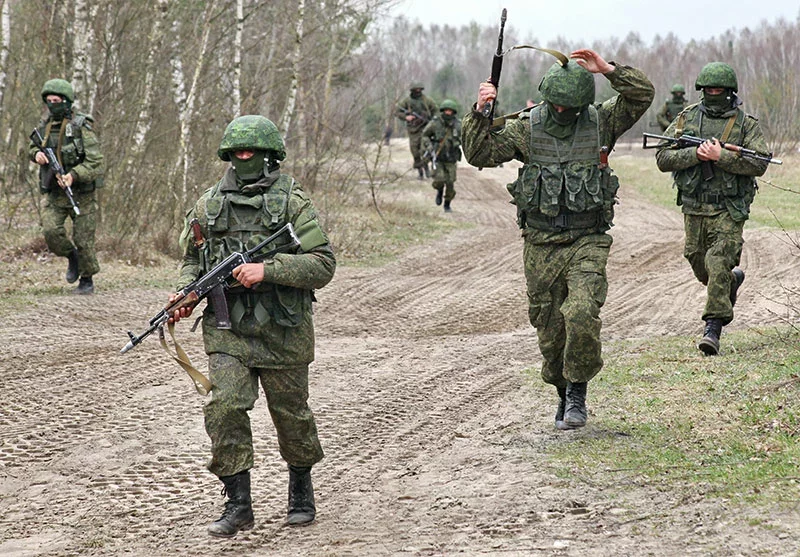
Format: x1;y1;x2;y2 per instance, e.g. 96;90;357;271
613;153;800;229
533;327;800;506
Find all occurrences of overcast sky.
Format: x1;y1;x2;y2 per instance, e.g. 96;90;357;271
387;0;800;44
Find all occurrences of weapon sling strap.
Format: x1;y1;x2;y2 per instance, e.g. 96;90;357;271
435;127;452;159
159;322;213;396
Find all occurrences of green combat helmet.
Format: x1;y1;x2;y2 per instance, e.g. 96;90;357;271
217;115;286;162
41;78;75;102
538;60;595;108
439;99;458;113
671;84;686;94
409;81;425;90
695;62;738;92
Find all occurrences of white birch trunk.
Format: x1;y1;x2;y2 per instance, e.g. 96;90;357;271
0;0;9;112
133;0;169;149
233;0;243;115
280;0;304;137
72;0;95;112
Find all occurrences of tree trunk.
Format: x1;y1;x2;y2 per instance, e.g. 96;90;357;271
233;0;243;115
280;0;304;137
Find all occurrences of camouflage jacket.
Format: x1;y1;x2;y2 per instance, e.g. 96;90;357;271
656;97;687;131
28;112;104;193
462;63;654;244
421;116;462;163
655;103;768;220
178;168;336;367
395;94;439;132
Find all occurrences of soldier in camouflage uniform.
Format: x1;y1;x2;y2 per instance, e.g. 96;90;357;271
170;115;335;536
29;79;103;294
656;63;768;355
462;49;653;429
656;84;688;131
421;99;462;212
396;82;439;180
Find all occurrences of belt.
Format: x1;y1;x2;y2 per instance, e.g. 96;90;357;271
526;210;601;231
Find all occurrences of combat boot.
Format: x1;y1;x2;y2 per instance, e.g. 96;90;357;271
698;318;723;356
730;268;745;307
443;200;452;213
435;188;443;206
417;167;424;180
208;470;255;538
563;382;588;428
74;276;94;295
554;386;571;430
287;465;316;526
65;248;79;284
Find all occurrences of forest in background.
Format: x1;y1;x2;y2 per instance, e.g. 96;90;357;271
0;0;798;258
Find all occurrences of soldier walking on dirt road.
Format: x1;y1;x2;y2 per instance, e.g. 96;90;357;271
656;63;769;355
396;81;439;180
29;78;104;295
169;115;336;536
462;49;654;429
421;99;462;212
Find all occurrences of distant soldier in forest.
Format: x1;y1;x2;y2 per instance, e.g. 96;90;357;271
462;49;654;430
395;82;438;180
29;78;103;294
656;63;769;355
421;99;462;212
169;115;336;536
656;83;688;131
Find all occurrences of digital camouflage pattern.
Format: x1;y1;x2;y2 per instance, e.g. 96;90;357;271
656;93;688;131
204;354;323;476
41;78;75;102
656;81;768;325
217;115;286;162
462;63;654;387
396;91;439;169
422;105;462;201
695;62;738;91
178;161;334;477
538;60;596;108
28;111;104;278
683;213;744;325
671;84;686;93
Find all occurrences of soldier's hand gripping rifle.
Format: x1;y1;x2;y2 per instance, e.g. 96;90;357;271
398;107;430;126
30;128;81;216
481;8;507;124
643;132;782;180
120;222;301;356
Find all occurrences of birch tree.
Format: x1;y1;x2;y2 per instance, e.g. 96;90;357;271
280;0;304;137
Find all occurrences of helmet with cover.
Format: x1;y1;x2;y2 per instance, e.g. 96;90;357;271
670;83;686;94
538;60;595;108
409;81;425;91
41;79;75;103
695;62;738;92
217;115;286;162
439;99;458;114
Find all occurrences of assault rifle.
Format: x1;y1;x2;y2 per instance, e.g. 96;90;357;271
423;145;438;171
398;107;430;126
30;128;81;216
643;132;782;180
120;222;301;355
482;8;507;124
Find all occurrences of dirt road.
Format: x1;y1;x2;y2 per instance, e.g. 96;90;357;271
1;151;798;556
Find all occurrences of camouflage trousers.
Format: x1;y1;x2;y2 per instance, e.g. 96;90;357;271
42;189;100;277
683;212;744;325
524;233;612;387
203;353;324;477
432;161;457;201
408;129;425;169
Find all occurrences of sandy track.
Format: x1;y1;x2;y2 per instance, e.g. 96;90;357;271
1;151;798;556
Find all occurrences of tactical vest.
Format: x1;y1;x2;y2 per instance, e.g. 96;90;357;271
37;114;97;193
665;98;686;121
507;104;619;232
429;117;462;163
202;173;309;329
404;96;435;131
672;104;756;218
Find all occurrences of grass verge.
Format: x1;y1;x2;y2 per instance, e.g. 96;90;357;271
533;326;800;507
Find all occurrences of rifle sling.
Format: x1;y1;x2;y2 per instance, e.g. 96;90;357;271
159;322;213;396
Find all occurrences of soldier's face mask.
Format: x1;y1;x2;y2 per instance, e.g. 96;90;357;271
441;109;456;122
544;102;582;139
410;89;423;99
46;97;70;120
701;88;733;115
231;150;267;182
